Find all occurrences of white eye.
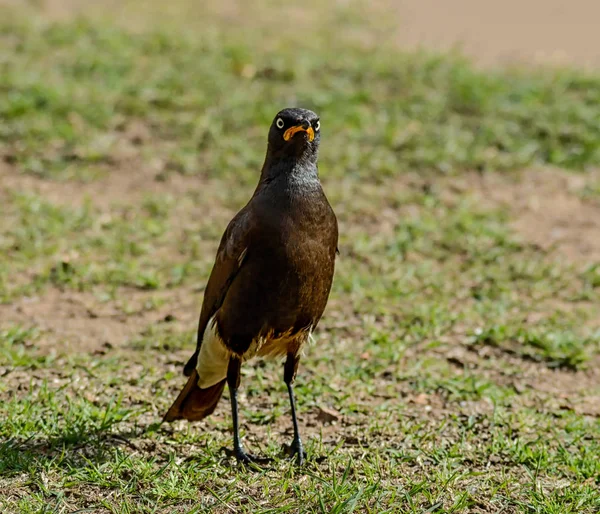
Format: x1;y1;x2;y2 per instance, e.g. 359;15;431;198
276;118;284;129
314;120;320;131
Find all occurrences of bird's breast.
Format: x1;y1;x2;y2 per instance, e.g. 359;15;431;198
215;184;337;355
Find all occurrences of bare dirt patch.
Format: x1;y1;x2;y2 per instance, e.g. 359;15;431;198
381;0;600;68
0;286;199;353
0;156;215;210
459;168;600;264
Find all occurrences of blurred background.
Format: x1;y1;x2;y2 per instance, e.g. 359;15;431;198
5;0;600;66
1;1;599;512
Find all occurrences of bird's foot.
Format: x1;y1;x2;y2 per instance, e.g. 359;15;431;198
223;446;271;466
236;449;262;465
287;438;307;465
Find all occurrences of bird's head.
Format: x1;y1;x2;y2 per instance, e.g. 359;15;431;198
267;107;320;161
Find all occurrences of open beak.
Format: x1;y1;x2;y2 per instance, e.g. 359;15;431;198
283;124;315;142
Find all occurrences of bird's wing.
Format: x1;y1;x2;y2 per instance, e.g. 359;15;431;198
183;209;251;376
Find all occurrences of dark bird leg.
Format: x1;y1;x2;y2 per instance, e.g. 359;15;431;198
284;352;306;464
227;356;261;464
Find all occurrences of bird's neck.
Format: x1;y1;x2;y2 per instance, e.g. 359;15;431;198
258;152;319;186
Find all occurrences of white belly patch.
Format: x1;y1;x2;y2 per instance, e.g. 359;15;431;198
195;315;312;389
195;316;231;388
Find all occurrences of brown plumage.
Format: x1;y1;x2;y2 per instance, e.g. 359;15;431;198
163;108;338;464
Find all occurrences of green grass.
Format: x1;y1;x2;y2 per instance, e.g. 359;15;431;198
1;1;600;513
0;191;192;299
2;8;600;182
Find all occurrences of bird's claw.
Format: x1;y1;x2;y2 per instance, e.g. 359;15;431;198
236;450;264;465
223;446;271;466
287;439;307;465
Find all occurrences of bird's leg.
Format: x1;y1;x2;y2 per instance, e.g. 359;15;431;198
284;352;306;465
227;356;255;464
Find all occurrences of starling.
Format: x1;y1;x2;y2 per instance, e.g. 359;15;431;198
163;108;338;464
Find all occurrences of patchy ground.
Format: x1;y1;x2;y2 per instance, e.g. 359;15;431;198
1;1;599;513
478;169;600;263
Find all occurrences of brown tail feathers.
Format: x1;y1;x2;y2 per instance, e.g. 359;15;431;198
163;370;226;422
183;350;198;377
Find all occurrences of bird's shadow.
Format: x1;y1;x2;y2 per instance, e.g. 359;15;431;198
2;422;327;476
0;422;162;476
180;442;328;472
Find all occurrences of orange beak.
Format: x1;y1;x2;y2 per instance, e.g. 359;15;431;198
283;125;315;142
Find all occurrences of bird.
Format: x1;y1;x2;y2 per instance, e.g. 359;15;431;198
163;107;338;465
